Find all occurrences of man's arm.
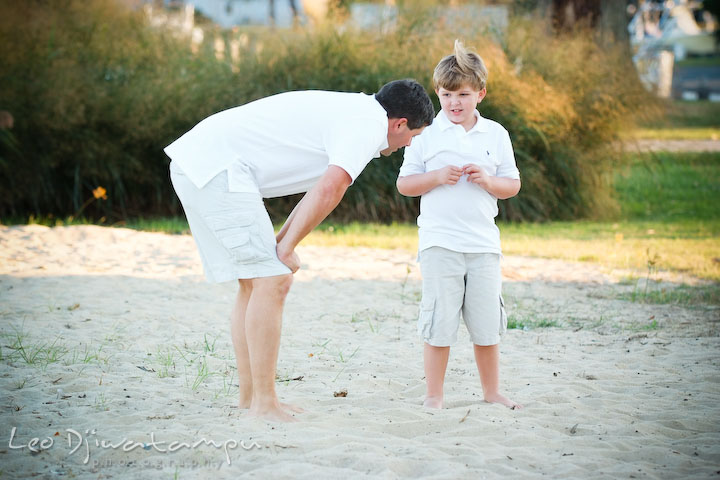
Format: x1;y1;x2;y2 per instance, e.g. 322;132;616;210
275;165;352;272
396;165;464;197
275;195;305;245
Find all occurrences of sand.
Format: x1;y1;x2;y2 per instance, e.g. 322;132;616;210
1;225;718;479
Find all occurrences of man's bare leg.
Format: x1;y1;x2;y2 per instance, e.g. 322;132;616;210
245;274;297;422
231;277;302;416
473;344;522;409
230;280;254;408
423;343;450;409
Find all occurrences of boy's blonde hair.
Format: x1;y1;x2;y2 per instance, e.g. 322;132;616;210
433;40;488;92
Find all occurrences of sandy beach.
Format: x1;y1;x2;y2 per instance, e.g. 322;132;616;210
1;225;718;479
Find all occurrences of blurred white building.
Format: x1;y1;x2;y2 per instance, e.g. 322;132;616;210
629;1;719;99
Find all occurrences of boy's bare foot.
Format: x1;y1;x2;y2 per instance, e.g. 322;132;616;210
484;392;523;410
239;399;304;414
247;403;298;422
423;395;443;409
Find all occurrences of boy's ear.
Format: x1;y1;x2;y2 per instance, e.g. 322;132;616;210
477;88;487;102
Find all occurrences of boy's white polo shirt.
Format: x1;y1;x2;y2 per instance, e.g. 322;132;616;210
399;110;519;255
164;91;389;198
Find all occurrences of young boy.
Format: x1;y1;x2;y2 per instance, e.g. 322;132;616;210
397;41;522;410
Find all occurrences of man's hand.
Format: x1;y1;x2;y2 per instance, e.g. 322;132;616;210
435;165;464;186
273;166;350;274
273;166;351;274
276;242;301;274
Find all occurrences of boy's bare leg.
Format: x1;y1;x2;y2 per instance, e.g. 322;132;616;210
473;344;522;409
230;280;254;408
245;274;297;422
423;343;450;408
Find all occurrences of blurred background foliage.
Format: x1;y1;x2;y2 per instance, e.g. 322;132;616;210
0;0;653;223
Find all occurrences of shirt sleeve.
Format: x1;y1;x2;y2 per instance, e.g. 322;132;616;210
324;116;387;183
398;134;426;177
495;128;520;180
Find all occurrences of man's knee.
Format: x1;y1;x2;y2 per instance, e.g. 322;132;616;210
275;274;293;297
252;274;293;298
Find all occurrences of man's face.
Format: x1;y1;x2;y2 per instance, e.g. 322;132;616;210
381;120;425;156
436;86;486;130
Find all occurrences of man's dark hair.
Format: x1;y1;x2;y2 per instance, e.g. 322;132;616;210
375;79;435;129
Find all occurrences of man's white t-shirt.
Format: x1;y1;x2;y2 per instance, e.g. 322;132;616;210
399;110;520;255
164;91;389;198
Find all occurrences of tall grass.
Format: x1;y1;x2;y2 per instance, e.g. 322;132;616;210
0;0;651;223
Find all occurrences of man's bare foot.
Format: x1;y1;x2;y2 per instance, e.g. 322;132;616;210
484;392;523;410
247;403;298;422
423;395;443;409
280;402;304;413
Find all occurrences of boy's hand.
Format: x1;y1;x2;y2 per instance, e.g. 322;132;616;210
434;165;464;186
463;164;492;190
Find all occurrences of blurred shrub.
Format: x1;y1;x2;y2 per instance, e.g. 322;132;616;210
0;0;650;223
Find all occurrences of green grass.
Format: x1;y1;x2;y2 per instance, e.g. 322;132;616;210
0;215;192;234
499;222;719;280
2;327;68;370
614;152;719;222
507;315;560;330
305;222;418;250
631;99;720;139
499;152;720;280
122;217;190;235
629;127;720;140
640;100;720;129
674;57;720;68
619;283;720;305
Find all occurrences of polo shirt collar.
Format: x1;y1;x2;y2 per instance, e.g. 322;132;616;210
436;109;490;134
373;94;389;156
374;136;388;157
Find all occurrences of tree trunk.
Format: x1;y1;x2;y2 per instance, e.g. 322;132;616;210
549;0;631;46
598;0;631;45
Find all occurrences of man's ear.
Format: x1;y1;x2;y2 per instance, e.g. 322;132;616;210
389;118;408;131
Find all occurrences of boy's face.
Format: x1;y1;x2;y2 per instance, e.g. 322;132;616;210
381;119;425;156
436;85;486;130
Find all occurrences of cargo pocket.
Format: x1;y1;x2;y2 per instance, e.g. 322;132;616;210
204;211;272;264
499;294;508;335
418;298;435;341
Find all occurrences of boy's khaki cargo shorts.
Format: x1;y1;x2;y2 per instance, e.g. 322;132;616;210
418;247;507;347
